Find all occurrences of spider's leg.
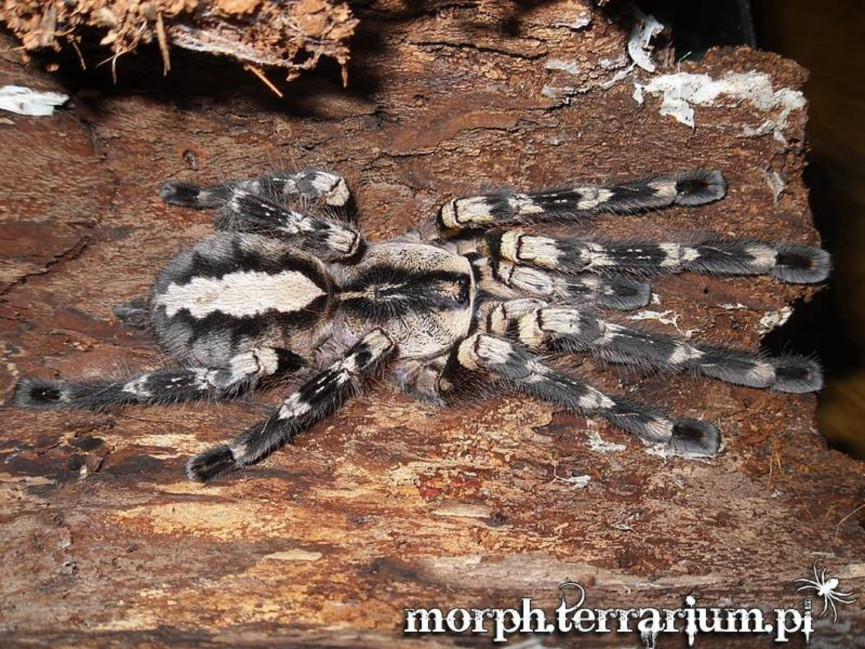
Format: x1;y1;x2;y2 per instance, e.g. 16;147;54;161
217;191;364;261
438;170;725;232
186;329;395;482
486;230;831;285
826;599;837;622
832;592;857;601
158;179;236;209
272;170;356;222
160;170;355;220
489;303;822;393
113;296;150;329
475;255;652;310
13;348;303;411
162;185;362;262
567;276;652;310
455;333;720;456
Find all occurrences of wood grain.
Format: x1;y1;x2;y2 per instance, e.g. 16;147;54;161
1;2;863;646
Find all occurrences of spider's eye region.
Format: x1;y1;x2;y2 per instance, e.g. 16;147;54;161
454;278;471;304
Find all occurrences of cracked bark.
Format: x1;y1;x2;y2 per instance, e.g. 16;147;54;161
1;0;358;80
1;2;864;647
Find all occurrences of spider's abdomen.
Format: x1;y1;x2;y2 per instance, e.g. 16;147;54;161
150;233;334;366
336;243;475;359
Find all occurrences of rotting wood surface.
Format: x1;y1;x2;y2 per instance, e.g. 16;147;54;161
1;0;357;80
1;2;864;647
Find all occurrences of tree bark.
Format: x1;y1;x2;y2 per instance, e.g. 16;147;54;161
1;2;863;646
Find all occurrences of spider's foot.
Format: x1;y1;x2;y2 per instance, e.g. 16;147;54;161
596;279;652;310
13;379;67;410
113;297;150;329
771;243;831;284
666;419;721;457
771;357;824;393
672;170;726;206
160;181;229;208
186;445;239;482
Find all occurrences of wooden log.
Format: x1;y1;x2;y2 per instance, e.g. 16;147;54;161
1;2;863;646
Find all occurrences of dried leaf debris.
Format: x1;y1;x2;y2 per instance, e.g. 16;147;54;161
1;0;358;79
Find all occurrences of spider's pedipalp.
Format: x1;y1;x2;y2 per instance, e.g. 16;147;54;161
483;257;652;310
456;333;720;455
187;329;395;482
13;347;303;411
438;169;725;232
289;170;354;213
160;169;355;215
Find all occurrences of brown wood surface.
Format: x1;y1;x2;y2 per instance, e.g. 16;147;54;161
1;2;863;647
1;0;358;80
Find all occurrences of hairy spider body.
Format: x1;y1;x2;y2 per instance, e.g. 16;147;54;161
13;168;830;482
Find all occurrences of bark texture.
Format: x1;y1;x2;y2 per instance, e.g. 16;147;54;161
1;0;357;79
1;2;864;647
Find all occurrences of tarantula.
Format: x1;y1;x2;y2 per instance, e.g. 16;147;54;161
13;168;829;482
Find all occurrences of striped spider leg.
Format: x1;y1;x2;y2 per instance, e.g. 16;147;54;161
438;170;727;231
160;169;362;261
435;170;729;313
160;169;356;220
455;332;719;455
487;300;821;394
187;329;395;481
15;347;305;410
